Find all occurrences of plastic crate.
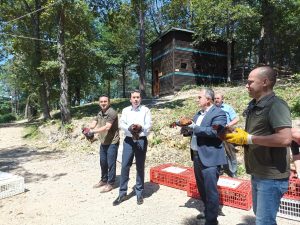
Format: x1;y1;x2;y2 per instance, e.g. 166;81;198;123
219;177;252;211
150;164;194;190
0;172;25;199
187;179;200;199
283;171;300;200
187;176;252;210
277;197;300;221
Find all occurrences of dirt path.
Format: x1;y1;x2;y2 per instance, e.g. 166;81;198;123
0;123;297;225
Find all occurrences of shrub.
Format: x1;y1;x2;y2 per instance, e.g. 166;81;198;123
0;113;17;123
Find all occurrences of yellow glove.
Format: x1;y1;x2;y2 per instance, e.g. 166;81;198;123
224;128;253;145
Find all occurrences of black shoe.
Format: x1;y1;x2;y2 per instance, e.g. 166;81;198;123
137;196;144;205
207;221;219;225
112;195;127;206
219;169;224;176
218;208;225;216
196;212;205;219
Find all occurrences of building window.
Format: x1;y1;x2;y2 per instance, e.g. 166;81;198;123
181;62;187;69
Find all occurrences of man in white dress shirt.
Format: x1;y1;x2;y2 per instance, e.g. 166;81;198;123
113;90;152;206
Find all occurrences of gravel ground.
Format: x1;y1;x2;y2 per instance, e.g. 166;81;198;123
0;123;298;225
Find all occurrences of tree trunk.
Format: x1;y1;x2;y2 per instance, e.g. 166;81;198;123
259;0;274;66
227;41;232;82
58;5;71;124
23;0;51;120
74;86;81;106
107;78;111;98
226;9;232;82
122;63;126;98
138;7;146;97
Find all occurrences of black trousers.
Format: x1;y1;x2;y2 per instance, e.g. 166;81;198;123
193;151;220;225
119;136;147;198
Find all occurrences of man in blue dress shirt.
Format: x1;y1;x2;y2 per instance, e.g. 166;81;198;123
215;93;239;177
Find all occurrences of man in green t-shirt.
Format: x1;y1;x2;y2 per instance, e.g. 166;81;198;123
90;95;119;193
224;66;292;225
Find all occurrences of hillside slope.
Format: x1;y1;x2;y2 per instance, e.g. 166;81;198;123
26;84;300;175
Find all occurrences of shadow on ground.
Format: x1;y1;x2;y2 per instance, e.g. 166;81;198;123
237;215;255;225
121;182;160;202
0;120;42;128
179;198;205;225
0;145;65;183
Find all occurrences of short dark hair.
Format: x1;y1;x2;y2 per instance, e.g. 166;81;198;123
130;89;141;97
258;66;277;88
99;94;110;100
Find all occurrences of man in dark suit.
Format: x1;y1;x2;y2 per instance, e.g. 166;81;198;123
183;88;227;225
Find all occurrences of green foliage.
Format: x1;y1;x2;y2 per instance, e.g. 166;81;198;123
0;98;11;115
291;100;300;117
237;164;246;177
60;98;129;120
291;73;300;82
63;123;75;133
149;136;162;147
0;113;16;123
1;0;300;124
23;124;41;140
180;84;198;91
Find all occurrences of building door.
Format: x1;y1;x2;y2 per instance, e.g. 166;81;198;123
153;70;160;97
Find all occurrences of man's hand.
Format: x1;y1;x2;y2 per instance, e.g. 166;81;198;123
293;154;300;179
187;121;195;129
224;128;252;145
82;127;95;141
180;127;191;136
128;124;142;140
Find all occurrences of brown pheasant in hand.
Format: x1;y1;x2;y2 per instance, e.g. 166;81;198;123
212;125;235;140
170;116;193;128
82;127;96;143
128;124;142;140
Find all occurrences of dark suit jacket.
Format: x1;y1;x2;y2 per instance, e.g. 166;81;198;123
191;105;227;167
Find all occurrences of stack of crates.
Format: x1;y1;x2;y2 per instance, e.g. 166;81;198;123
150;163;194;191
277;171;300;221
187;176;252;210
0;171;25;199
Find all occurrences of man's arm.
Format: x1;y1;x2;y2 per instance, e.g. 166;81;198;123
193;111;227;138
90;111;116;133
92;122;112;134
142;108;152;135
89;120;97;129
252;127;292;147
227;117;239;127
227;106;239;127
292;128;300;144
119;108;130;132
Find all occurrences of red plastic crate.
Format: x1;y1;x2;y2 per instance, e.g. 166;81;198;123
187;179;200;199
283;171;300;200
150;163;194;190
187;176;252;210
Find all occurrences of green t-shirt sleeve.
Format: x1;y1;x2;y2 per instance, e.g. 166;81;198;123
107;109;117;124
269;99;292;129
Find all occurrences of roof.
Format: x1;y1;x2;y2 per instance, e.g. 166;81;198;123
149;27;195;47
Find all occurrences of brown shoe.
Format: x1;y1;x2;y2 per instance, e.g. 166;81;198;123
93;180;106;188
100;184;113;193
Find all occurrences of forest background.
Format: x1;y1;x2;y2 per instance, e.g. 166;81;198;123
0;0;300;125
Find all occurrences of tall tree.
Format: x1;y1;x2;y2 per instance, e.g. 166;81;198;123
57;2;70;124
192;0;257;81
132;0;147;97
